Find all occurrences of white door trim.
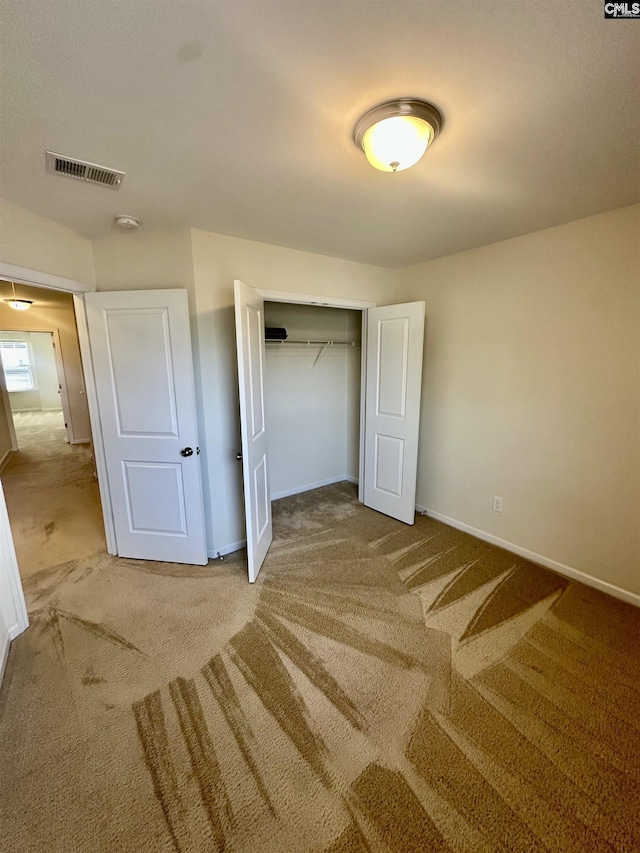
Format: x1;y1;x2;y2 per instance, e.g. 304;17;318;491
73;295;117;555
0;480;29;645
256;289;375;310
0;261;94;294
358;311;367;503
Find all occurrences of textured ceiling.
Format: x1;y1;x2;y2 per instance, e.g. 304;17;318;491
0;1;638;268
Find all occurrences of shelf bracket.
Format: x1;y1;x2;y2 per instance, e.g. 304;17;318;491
312;340;331;369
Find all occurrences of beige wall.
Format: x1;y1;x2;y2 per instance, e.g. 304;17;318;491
91;228;195;295
0;297;91;442
191;229;395;552
397;205;640;596
5;198;639;599
0;198;95;285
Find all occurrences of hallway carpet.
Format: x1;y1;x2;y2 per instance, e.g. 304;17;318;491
2;410;106;577
1;482;639;852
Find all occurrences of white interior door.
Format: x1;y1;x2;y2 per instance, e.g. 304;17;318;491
0;479;29;684
363;301;425;524
234;279;272;582
51;330;72;443
84;290;207;565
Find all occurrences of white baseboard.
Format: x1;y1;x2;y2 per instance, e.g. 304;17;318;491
344;475;359;485
208;539;247;560
0;629;9;686
271;475;356;501
8;619;26;640
70;437;91;445
9;407;62;413
0;448;12;474
0;619;26;689
417;505;640;608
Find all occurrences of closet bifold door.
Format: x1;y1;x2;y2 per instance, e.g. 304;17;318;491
234;279;273;582
363;301;425;525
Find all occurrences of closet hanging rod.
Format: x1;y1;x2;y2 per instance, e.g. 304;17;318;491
264;339;361;346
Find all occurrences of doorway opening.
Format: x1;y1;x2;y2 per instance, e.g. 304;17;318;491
263;298;366;556
263;300;363;501
0;280;107;581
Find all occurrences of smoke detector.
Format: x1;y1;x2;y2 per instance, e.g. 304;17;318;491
45;151;124;189
114;215;139;230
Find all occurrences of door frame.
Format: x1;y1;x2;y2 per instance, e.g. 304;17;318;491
0;326;76;445
0;349;18;457
73;295;116;553
0;262;117;557
0;260;98;647
255;289;376;503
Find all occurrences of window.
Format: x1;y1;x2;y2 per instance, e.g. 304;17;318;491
0;340;35;392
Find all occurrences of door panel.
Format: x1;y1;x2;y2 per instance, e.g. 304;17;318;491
377;317;409;417
364;302;425;524
375;433;404;496
84;290;207;565
122;462;187;533
106;309;178;435
234;279;272;582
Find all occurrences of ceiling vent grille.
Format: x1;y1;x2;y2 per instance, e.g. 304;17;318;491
45;151;124;189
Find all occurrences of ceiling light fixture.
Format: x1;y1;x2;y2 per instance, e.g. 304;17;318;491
4;281;32;311
353;98;443;173
5;300;32;311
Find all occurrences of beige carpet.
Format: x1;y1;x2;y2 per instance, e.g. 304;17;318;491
1;481;639;852
2;410;106;577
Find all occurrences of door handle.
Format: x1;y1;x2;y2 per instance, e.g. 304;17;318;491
236;452;243;461
181;447;194;457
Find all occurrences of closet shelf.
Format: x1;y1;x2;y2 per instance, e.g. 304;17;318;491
264;339;361;346
265;339;361;369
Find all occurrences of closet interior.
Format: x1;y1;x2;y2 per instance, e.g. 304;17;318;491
263;301;362;500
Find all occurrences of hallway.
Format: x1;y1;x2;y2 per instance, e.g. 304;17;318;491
1;410;106;578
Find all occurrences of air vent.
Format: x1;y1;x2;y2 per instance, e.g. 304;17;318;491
45;151;124;189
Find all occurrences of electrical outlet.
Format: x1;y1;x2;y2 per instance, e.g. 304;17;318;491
492;496;503;513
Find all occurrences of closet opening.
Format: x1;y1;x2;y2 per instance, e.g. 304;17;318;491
235;279;424;582
263;300;364;505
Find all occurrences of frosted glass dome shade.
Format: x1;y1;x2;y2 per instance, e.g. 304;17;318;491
4;299;32;311
362;116;433;172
